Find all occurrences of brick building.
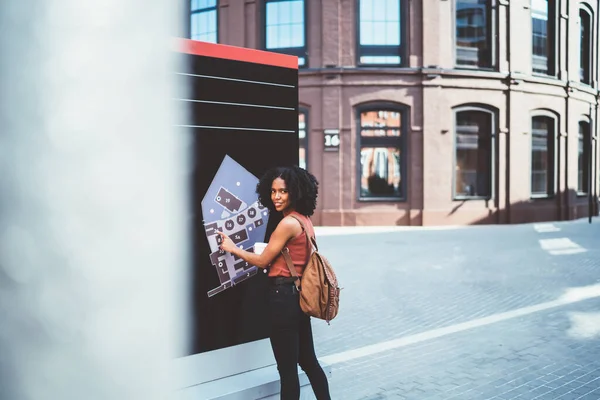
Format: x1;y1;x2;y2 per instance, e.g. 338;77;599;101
188;0;600;226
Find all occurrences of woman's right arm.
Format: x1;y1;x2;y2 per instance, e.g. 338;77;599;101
217;217;300;268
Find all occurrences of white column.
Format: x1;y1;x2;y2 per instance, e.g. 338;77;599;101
0;1;188;399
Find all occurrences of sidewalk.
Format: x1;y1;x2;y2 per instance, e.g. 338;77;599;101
314;217;600;237
309;220;600;399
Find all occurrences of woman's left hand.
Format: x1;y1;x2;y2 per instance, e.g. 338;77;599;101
216;231;237;253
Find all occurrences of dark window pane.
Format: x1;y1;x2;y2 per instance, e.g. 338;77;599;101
191;0;218;43
358;0;402;65
531;116;554;195
360;147;402;197
456;0;491;67
579;10;591;84
455;110;492;197
532;0;552;74
578;121;590;193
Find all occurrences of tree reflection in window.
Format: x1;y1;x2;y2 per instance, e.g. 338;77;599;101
358;109;404;199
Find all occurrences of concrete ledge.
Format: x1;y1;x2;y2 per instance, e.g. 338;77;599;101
314;225;466;236
175;363;332;400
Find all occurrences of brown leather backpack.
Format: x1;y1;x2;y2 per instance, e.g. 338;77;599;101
281;215;340;324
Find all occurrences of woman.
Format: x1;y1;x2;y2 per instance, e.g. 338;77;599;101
217;166;331;400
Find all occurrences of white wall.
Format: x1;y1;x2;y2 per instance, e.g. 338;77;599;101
0;1;188;399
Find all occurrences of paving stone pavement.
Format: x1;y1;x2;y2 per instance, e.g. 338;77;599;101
307;218;600;399
327;299;600;399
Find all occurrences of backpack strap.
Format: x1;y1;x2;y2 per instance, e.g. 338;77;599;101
280;214;317;292
288;214;318;252
281;248;301;291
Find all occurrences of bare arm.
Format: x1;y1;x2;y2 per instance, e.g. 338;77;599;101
217;217;301;268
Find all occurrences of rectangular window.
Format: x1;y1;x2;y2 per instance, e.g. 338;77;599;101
579;9;592;85
191;0;218;43
264;0;306;67
358;109;404;200
578;121;590;193
456;0;493;68
531;116;555;196
357;0;403;66
299;111;308;170
531;0;556;75
455;110;493;198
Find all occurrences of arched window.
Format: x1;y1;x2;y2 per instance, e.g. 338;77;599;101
454;107;495;198
531;114;557;196
356;105;407;200
455;0;495;68
357;0;405;66
191;0;218;43
578;120;591;193
579;7;593;85
531;0;557;76
263;0;307;67
298;109;308;170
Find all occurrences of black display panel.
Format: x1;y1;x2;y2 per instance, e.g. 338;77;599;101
176;51;299;355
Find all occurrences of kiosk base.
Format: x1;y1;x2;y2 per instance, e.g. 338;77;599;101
176;363;332;400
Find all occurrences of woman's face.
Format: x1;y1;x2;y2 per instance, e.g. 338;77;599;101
271;177;291;213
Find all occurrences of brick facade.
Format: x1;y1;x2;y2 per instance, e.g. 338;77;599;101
202;0;600;226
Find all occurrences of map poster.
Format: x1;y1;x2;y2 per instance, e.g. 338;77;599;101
201;155;270;297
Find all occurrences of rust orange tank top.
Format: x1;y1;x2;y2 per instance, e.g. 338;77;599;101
268;212;315;278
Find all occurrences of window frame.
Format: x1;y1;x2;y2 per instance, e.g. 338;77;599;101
452;105;497;201
453;0;497;70
529;111;558;199
531;0;558;77
355;103;409;202
355;0;408;67
578;6;594;86
190;0;219;43
578;118;591;195
261;0;309;68
298;107;309;170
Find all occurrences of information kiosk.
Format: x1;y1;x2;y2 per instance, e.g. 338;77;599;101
173;39;323;399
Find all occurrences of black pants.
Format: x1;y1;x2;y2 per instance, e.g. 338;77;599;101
268;282;331;400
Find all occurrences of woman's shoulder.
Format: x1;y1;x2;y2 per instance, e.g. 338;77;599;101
280;212;311;228
285;213;315;234
285;211;312;224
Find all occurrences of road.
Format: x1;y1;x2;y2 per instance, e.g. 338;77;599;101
308;218;600;399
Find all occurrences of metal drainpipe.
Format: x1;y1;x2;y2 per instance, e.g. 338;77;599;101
589;110;592;223
563;3;570;222
589;103;594;223
504;0;511;224
596;96;600;217
0;1;187;399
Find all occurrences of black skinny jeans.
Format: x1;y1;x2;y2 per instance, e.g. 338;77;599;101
268;282;331;400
